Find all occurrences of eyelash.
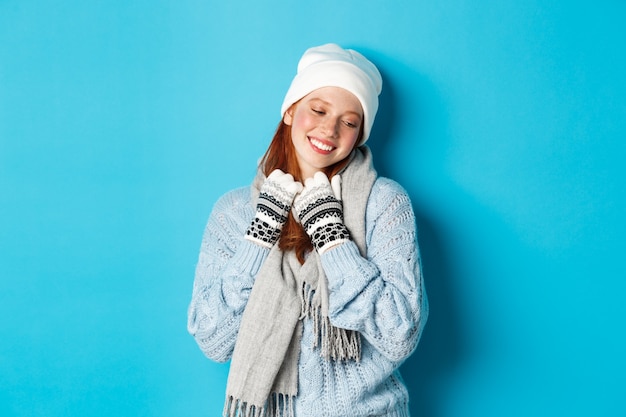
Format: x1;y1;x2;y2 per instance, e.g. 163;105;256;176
311;108;357;129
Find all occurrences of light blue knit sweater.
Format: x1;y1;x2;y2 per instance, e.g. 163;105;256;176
187;177;428;417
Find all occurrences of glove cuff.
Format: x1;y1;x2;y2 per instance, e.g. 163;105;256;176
311;222;351;254
245;190;291;248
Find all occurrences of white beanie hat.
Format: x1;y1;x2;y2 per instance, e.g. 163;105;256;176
281;43;383;145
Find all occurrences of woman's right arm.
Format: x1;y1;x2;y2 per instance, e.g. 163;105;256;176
187;188;270;362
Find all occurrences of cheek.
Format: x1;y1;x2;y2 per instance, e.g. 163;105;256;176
292;111;315;131
341;128;360;148
293;114;309;129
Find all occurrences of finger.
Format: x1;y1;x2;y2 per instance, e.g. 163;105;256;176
275;172;295;184
331;175;342;199
267;169;285;180
285;181;303;195
313;171;330;186
304;177;317;188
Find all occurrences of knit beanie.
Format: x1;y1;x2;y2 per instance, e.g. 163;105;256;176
281;43;383;145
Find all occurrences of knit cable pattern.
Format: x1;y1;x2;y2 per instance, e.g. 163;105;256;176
188;177;428;417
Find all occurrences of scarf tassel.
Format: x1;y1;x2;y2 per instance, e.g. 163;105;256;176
224;394;295;417
225;148;374;417
300;283;361;362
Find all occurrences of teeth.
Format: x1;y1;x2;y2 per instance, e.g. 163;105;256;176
310;138;334;152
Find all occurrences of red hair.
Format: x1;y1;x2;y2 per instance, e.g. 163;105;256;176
260;116;363;263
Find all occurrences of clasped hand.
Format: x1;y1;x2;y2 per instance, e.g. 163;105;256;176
245;170;350;253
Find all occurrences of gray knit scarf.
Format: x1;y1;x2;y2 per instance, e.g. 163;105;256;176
223;146;377;417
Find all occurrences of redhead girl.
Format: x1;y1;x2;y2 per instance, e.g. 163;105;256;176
188;43;428;417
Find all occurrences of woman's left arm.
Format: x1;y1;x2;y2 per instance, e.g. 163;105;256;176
320;178;428;363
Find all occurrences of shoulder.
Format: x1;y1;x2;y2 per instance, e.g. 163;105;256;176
207;186;255;228
365;177;415;230
371;176;409;195
212;186;253;213
368;177;412;210
365;177;418;252
200;186;255;244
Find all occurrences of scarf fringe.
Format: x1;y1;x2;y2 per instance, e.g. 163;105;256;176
300;283;361;362
224;393;294;417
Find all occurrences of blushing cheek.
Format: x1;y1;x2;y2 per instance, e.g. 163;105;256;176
351;130;360;145
293;111;312;130
342;129;360;149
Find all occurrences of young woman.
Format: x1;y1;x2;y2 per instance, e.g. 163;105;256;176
187;43;428;417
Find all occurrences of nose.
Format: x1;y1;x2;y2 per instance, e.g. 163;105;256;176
321;117;339;138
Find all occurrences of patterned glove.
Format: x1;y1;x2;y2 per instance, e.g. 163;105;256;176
293;172;350;254
245;169;303;248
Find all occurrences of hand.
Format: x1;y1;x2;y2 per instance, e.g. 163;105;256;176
245;169;303;248
293;172;350;254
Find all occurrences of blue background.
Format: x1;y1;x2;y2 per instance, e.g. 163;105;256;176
2;1;625;416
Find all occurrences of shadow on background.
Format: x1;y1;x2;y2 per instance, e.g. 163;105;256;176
403;211;464;417
365;52;466;417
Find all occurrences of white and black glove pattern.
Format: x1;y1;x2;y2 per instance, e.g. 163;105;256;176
246;169;303;248
294;172;350;254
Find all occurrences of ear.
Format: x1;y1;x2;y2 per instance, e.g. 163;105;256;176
283;107;294;126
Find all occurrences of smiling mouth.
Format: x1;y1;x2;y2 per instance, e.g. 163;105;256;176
309;137;335;152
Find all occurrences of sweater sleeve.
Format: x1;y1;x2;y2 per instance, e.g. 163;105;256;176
187;188;270;363
320;178;428;363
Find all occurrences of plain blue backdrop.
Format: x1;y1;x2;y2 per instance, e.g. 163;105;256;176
1;1;625;416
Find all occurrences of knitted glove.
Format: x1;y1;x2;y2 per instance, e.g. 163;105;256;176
293;172;350;254
245;169;303;248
